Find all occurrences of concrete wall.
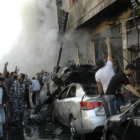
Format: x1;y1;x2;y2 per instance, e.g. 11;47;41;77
57;1;140;70
66;0;116;30
90;8;133;68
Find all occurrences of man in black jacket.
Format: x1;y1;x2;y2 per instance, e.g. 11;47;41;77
105;64;140;116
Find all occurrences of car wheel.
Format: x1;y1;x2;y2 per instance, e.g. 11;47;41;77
108;135;118;140
69;116;76;136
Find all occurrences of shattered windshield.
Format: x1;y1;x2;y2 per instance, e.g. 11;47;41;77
82;84;98;96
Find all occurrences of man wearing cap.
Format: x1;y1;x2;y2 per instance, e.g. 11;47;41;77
105;64;140;116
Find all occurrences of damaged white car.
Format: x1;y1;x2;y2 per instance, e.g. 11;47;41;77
53;83;106;136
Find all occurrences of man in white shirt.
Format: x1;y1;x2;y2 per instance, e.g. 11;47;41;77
95;37;115;97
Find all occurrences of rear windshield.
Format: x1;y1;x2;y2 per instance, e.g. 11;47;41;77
82;84;98;96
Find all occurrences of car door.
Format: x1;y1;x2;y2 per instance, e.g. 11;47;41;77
54;86;70;124
123;102;140;140
62;85;76;125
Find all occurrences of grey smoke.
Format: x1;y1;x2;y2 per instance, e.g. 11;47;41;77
0;0;91;77
1;0;59;76
61;30;91;64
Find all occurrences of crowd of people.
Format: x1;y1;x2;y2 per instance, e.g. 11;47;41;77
0;63;49;140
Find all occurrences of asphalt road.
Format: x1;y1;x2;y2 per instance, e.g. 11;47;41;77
3;109;101;140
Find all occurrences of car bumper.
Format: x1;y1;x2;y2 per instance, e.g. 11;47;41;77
74;110;106;134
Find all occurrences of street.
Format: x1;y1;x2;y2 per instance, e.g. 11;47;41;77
3;109;99;140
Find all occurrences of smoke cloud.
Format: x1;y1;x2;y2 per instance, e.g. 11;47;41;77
0;0;91;77
0;0;59;76
61;30;91;65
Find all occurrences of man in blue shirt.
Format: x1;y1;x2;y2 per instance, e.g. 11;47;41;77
30;77;40;106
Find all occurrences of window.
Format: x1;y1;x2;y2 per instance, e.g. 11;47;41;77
69;0;78;8
59;86;70;99
67;86;76;98
58;85;76;99
82;84;98;96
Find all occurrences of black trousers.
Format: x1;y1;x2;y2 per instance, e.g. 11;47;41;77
7;102;13;124
25;89;31;108
32;91;39;106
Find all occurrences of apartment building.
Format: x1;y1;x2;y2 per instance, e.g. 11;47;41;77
56;0;140;76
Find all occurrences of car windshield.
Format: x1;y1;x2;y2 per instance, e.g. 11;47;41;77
81;84;98;96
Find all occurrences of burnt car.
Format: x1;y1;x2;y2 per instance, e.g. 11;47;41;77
103;99;140;140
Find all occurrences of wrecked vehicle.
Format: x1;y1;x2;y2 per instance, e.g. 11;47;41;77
31;62;138;136
51;64;107;136
33;63;106;137
34;77;62;114
34;63;97;114
53;83;106;136
103;99;140;140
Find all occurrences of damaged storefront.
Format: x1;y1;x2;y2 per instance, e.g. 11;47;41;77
56;0;140;84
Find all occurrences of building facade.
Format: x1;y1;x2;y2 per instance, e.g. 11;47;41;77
56;0;140;81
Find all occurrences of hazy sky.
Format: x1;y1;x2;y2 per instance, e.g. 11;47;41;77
0;0;24;59
0;0;59;76
0;0;90;76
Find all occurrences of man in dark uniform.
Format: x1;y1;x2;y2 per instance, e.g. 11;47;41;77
9;74;26;128
105;64;140;116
